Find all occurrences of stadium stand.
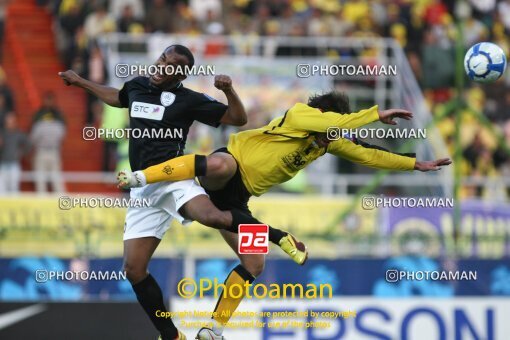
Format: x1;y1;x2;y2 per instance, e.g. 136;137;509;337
1;0;509;196
2;0;114;192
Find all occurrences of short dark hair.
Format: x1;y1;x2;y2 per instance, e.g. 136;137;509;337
307;91;350;113
166;44;195;67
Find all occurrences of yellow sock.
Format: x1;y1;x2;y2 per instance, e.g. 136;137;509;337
212;265;255;329
141;154;207;183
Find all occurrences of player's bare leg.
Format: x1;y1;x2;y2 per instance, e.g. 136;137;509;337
220;229;266;277
179;195;307;265
196;230;264;340
124;237;186;340
198;152;237;190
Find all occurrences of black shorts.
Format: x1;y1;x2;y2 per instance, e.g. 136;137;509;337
205;147;252;213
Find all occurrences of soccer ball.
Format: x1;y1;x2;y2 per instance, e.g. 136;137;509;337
464;42;507;83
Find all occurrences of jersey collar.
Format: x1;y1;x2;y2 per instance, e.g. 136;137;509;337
166;82;183;91
149;81;183;92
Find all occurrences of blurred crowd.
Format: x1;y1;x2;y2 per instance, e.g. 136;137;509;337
0;77;67;194
1;0;509;197
49;0;510;170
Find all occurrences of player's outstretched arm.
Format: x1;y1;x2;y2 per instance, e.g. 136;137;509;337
215;75;247;126
58;70;122;107
378;108;413;125
327;138;451;171
286;104;413;133
414;158;452;171
353;140;452;171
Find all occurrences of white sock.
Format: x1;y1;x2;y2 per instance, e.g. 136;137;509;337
212;321;224;336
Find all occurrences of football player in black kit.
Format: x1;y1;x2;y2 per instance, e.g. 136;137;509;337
58;45;306;340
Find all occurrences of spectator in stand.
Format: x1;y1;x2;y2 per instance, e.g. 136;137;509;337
145;0;173;33
492;22;510;61
0;68;14;111
498;0;510;33
168;1;196;34
463;16;488;46
31;92;66;126
0;0;11;61
222;5;244;35
67;25;89;71
118;5;142;33
278;5;300;36
488;90;510;123
342;0;370;25
84;3;116;40
463;132;488;173
30;98;66;194
328;7;354;37
0;93;8;129
423;0;448;26
493;122;510;179
202;9;224;35
59;1;86;39
421;28;454;92
0;113;29;194
189;0;221;21
308;8;330;37
109;0;144;20
468;0;495;27
57;1;86;63
383;5;405;44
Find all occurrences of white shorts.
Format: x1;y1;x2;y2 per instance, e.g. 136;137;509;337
123;179;206;240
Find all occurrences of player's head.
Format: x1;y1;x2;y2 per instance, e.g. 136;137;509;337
308;91;350;147
307;91;350;113
150;44;195;87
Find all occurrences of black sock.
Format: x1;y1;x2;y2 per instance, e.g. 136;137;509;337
195;155;207;176
132;274;178;340
229;209;287;244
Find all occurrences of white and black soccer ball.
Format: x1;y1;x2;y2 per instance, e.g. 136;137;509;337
464;42;507;83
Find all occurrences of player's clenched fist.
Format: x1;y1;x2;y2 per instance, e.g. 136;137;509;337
214;75;232;91
58;70;82;86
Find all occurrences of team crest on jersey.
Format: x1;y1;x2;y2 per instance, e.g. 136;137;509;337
282;151;308;171
160;91;176;107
